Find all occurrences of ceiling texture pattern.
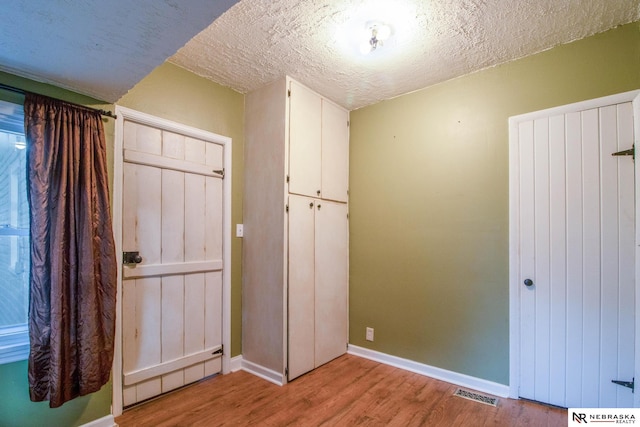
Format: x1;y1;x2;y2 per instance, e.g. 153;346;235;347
170;0;640;110
1;0;638;108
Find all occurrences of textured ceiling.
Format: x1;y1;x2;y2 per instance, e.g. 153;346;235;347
170;0;640;110
0;0;239;102
0;1;637;108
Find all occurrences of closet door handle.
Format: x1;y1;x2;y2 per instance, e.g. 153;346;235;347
309;202;314;208
317;204;321;210
524;279;533;287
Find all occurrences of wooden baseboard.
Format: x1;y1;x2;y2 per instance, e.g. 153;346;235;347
347;344;509;398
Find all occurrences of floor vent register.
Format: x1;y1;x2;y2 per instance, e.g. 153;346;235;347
453;388;498;407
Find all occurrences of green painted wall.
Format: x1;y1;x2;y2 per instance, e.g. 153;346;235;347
0;361;111;427
0;63;243;425
118;62;245;358
348;21;640;385
0;72;113;427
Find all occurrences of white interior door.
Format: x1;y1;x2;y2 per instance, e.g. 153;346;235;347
121;119;224;407
314;199;348;367
288;195;316;380
510;91;639;408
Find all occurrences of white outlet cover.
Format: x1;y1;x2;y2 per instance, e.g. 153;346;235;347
236;223;244;237
366;327;374;341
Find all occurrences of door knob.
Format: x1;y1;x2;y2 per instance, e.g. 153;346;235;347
524;279;533;287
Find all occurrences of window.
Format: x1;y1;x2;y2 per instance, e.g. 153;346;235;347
0;99;29;364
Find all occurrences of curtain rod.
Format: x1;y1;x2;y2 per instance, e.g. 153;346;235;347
0;82;117;120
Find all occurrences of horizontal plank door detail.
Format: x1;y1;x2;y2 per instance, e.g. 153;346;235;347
122;121;223;406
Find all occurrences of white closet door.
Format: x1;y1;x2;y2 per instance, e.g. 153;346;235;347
289;80;322;198
315;200;348;367
321;100;349;203
121;121;223;406
514;99;635;408
288;195;316;380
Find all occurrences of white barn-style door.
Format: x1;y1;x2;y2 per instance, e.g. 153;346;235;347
509;91;640;408
113;108;232;410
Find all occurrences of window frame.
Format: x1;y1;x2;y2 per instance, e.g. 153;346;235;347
0;324;29;364
0;97;29;365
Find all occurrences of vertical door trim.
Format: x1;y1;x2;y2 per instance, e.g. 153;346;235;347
633;93;640;408
508;90;640;402
111;106;232;416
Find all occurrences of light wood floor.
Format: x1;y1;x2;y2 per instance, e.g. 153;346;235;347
115;354;566;426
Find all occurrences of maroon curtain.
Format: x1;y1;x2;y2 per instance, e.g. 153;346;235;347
24;93;117;408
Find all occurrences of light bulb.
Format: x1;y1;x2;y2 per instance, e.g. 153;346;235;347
359;41;373;55
375;24;391;41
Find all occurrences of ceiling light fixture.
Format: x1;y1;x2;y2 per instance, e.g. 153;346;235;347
360;22;392;55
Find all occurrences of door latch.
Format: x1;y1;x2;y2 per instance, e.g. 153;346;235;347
123;251;142;264
612;378;634;392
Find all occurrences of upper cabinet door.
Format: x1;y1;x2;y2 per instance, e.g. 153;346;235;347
321;100;349;202
289;80;322;198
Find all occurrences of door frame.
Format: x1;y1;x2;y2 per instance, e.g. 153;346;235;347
508;90;640;405
111;106;232;416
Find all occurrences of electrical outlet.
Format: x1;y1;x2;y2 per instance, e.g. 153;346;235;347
236;224;244;237
366;327;374;342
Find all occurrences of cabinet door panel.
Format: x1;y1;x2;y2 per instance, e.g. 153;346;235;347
315;201;348;367
321;100;349;202
289;80;322;198
288;195;316;380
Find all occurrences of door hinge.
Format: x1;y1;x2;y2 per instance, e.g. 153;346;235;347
213;168;225;178
285;367;289;377
288;89;291;97
286;204;289;213
212;345;223;356
286;175;290;183
612;144;634;160
612;378;634;392
347;120;350;127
